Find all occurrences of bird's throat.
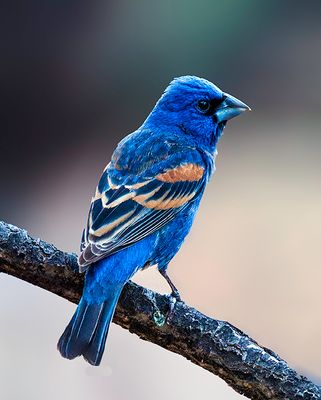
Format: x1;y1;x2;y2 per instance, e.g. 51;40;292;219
210;121;226;148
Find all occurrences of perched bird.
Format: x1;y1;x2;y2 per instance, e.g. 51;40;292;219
58;75;250;366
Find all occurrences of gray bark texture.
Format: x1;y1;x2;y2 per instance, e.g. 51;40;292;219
0;220;320;400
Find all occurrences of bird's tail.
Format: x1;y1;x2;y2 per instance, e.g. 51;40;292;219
57;287;122;366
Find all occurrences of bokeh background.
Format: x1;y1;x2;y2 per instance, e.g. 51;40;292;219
1;1;321;399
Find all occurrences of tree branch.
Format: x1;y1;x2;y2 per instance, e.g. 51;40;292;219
0;220;320;399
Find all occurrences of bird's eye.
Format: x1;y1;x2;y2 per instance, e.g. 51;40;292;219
196;100;211;113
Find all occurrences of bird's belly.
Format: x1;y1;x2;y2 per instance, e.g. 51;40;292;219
151;201;200;269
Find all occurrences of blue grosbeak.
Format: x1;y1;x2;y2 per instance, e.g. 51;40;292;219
58;76;250;365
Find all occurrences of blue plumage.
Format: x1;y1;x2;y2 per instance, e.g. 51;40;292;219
57;75;250;365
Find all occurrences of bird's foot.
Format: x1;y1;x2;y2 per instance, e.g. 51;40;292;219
171;288;182;302
166;290;183;321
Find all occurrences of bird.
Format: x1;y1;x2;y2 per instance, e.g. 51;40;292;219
57;75;250;366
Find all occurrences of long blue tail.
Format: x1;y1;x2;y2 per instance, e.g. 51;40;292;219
57;287;122;366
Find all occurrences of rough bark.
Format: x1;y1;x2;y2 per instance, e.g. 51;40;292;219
0;220;320;399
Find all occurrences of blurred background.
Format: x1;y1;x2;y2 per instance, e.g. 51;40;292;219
1;0;321;399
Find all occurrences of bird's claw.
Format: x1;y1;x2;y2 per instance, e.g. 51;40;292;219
171;289;182;303
165;291;183;321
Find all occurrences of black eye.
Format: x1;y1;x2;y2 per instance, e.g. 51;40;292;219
196;100;211;113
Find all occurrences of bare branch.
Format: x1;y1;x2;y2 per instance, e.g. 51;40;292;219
0;220;320;399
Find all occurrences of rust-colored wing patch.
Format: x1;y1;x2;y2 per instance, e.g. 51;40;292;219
156;163;204;183
142;192;196;210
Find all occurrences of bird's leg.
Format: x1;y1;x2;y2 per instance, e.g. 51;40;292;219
159;269;182;302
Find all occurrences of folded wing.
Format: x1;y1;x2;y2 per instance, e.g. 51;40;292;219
79;159;206;271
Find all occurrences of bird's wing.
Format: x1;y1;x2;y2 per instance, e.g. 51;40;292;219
79;154;207;272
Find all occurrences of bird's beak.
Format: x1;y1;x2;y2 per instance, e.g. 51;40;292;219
215;93;251;123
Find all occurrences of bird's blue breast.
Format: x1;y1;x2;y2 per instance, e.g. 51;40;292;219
152;197;202;269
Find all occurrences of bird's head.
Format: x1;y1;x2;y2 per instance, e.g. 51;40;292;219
145;75;250;151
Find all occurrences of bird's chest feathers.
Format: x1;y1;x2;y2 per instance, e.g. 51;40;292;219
152;201;200;264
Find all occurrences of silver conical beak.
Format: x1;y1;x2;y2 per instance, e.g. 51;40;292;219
215;93;251;123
